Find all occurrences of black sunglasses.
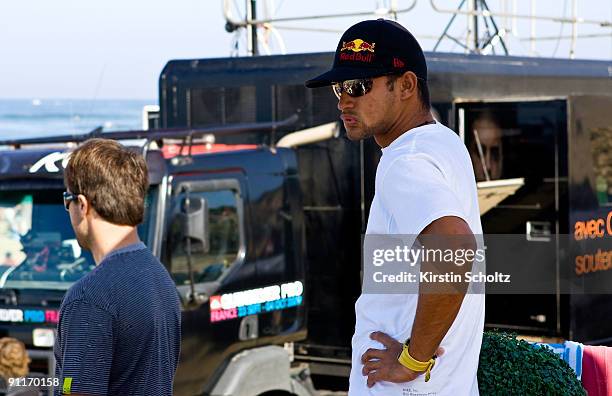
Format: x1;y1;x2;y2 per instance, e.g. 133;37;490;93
62;191;80;211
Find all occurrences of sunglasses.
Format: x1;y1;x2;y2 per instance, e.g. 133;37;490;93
332;74;424;100
332;78;374;100
62;191;80;211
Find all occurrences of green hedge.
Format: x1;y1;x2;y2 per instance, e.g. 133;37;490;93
478;332;586;395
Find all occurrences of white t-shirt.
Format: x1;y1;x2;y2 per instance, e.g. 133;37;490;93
349;122;485;396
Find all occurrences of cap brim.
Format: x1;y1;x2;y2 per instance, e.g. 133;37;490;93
305;66;388;88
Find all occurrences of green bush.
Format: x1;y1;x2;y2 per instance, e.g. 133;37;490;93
478;331;586;395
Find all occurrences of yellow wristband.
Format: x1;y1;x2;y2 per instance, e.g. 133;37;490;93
397;344;436;382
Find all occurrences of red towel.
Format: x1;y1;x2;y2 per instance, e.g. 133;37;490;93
581;345;612;396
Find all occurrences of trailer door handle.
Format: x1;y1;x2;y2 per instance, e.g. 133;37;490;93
526;221;552;242
239;315;258;341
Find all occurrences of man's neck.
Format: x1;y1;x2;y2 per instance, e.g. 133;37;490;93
375;110;435;148
89;223;141;265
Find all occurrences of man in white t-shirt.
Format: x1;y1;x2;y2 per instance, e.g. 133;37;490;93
306;19;485;395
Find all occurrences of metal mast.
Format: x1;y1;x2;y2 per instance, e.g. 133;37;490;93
246;0;258;56
433;0;509;55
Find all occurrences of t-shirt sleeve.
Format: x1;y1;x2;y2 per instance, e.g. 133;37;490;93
56;300;114;395
381;155;467;235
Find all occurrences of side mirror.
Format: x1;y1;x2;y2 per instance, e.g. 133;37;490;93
178;195;210;254
173;191;210;307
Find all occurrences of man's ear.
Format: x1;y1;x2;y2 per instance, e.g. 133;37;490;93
399;71;418;101
77;194;90;216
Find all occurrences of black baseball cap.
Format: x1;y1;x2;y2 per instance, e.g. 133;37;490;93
305;19;427;88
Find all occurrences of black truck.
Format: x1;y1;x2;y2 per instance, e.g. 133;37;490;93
0;51;611;395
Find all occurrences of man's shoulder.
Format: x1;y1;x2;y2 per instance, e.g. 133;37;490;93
61;268;97;308
101;247;178;305
60;273;113;317
94;245;163;282
101;243;152;267
60;250;141;312
412;123;463;154
384;124;468;174
109;246;172;281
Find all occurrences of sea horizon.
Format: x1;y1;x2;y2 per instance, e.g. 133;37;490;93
0;97;156;101
0;98;157;140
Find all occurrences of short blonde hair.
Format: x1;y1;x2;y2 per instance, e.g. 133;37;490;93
0;337;30;379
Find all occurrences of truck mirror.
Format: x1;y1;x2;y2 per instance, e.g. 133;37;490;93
178;195;210;254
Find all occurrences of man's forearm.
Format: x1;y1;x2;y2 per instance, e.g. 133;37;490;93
408;252;472;361
408;292;465;361
407;217;476;362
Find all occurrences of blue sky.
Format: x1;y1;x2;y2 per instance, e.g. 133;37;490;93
0;0;610;99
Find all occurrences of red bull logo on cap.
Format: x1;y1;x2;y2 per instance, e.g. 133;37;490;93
340;39;376;53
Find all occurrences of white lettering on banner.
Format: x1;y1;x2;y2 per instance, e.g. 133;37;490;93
29;152;71;174
214;281;304;311
281;281;303;298
210;281;304;323
0;308;59;323
220;285;282;310
0;309;23;322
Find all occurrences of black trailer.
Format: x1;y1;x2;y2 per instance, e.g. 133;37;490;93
158;51;612;387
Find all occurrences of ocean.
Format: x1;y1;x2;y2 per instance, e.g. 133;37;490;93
0;99;154;140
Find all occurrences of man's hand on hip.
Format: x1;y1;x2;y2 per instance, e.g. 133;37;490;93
361;331;444;388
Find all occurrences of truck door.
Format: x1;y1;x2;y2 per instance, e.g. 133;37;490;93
456;100;568;336
165;174;253;395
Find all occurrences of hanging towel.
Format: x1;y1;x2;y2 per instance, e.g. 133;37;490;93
533;341;583;379
564;341;584;380
581;345;612;396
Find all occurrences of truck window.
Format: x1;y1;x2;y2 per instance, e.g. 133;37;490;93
463;103;561;183
0;187;157;290
170;189;240;285
591;127;612;206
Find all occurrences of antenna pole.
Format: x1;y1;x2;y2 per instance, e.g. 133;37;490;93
433;0;467;52
473;0;479;52
246;0;259;56
435;0;508;55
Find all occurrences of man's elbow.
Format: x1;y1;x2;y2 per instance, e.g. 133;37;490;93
421;216;476;251
420;216;477;274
